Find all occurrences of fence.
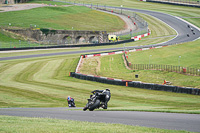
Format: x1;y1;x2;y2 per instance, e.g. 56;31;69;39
0;1;149;49
54;0;149;37
69;72;200;95
95;6;148;36
123;53;200;76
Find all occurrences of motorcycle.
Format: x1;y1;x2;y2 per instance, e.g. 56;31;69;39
68;98;76;107
83;90;110;111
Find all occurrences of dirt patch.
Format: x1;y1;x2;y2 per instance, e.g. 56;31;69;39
122;54;132;70
0;3;71;12
78;56;101;75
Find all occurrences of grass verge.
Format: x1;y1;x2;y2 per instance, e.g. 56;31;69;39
70;0;200;28
0;5;125;31
0;115;193;133
79;39;200;88
0;54;200;114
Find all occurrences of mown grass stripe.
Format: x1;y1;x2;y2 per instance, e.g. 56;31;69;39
0;52;200;113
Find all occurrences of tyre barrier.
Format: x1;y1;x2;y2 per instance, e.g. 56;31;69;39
70;72;127;86
128;82;200;95
70;45;199;95
69;72;200;95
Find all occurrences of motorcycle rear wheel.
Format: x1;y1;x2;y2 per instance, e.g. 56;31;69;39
89;99;100;111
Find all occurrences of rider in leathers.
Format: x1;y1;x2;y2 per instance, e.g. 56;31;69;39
91;89;111;109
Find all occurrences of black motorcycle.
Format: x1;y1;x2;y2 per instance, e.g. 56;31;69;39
68;99;76;107
83;90;110;111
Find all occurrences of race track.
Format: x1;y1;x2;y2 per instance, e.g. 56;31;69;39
1;6;200;132
0;6;200;61
125;8;200;44
0;107;200;132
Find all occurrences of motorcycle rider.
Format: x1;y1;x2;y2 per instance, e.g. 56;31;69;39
67;96;76;107
91;89;111;109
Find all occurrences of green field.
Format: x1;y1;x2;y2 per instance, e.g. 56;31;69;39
128;40;200;68
120;12;177;40
0;115;192;133
0;0;199;112
0;7;177;49
0;0;179;48
66;0;200;28
1;0;200;132
80;39;200;88
0;5;125;31
0;2;126;48
0;54;200;114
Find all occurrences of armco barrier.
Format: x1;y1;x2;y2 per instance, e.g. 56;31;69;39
69;72;200;95
0;39;134;51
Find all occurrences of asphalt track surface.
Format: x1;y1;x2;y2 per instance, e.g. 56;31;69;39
1;6;200;132
0;6;200;61
0;107;200;132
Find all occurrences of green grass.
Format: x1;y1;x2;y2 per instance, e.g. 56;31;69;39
0;5;125;31
0;0;199;115
0;0;178;48
0;1;199;131
0;53;200;113
0;4;126;48
0;8;176;48
0;30;47;48
0;115;193;133
120;12;177;40
137;13;177;38
128;39;200;68
28;0;71;5
67;0;200;28
79;39;200;88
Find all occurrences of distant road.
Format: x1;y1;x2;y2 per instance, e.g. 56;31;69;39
0;6;200;61
0;107;200;132
123;7;200;45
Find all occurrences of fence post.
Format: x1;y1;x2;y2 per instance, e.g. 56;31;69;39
193;68;195;75
196;68;197;75
198;69;200;76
